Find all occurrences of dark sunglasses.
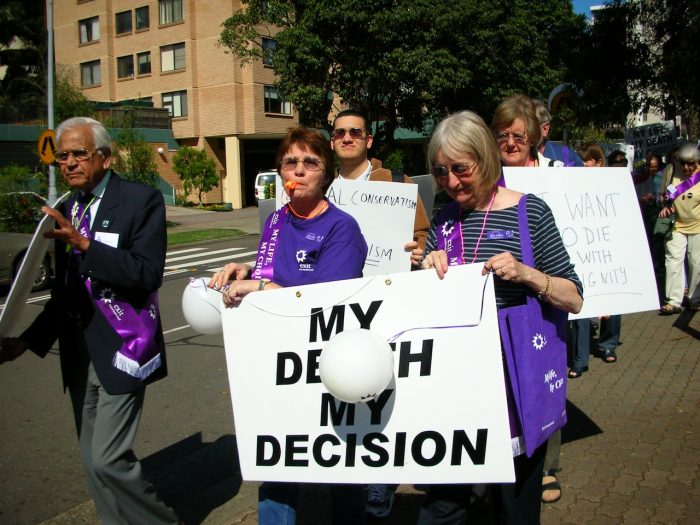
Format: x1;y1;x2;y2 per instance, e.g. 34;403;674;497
680;160;698;167
331;127;366;140
430;163;476;178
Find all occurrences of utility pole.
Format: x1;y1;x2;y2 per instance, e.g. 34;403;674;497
47;0;57;205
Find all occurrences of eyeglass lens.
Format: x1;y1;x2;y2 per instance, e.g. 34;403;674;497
281;156;323;170
332;127;365;140
430;163;474;178
56;149;92;163
496;133;527;145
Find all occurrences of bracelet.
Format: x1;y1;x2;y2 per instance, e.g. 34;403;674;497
537;274;552;302
258;279;270;291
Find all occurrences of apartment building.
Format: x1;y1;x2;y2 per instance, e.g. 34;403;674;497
54;0;299;208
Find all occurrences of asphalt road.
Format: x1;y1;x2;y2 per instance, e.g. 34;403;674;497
0;236;261;525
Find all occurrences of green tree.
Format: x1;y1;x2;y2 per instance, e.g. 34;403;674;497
54;66;96;122
112;128;160;188
220;0;585;154
172;147;219;205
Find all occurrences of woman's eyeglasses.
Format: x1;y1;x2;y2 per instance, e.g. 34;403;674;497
430;163;477;178
496;132;528;145
331;127;366;140
680;160;698;167
280;156;323;171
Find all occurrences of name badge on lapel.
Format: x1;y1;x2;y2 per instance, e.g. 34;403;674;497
94;232;119;248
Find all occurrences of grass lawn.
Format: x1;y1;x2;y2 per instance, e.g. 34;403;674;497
167;228;247;246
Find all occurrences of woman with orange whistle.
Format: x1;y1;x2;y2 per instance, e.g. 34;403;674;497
208;126;368;524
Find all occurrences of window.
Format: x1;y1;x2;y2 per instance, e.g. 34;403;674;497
159;0;183;25
137;51;151;75
262;37;275;66
162;90;187;117
117;55;134;79
160;43;185;72
264;86;291;114
79;17;100;44
115;11;132;34
135;6;150;30
81;60;101;87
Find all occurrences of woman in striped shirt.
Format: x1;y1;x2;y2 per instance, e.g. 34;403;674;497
417;110;582;525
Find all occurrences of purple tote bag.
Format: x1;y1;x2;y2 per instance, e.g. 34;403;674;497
498;195;568;458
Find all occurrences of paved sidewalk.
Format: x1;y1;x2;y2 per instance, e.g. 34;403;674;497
166;205;261;236
168;205;699;525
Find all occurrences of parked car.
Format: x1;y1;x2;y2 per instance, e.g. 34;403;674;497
254;170;278;202
0;192;54;292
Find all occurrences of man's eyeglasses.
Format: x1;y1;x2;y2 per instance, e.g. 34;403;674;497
430;162;477;178
331;127;367;140
280;156;323;171
55;148;101;164
496;132;528;145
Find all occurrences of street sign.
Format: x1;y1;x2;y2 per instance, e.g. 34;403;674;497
37;129;57;164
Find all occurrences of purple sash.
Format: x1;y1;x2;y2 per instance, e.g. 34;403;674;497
70;194;162;380
664;171;700;202
435;201;464;265
252;206;288;281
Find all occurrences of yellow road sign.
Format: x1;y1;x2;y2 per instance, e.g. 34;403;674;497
38;129;57;164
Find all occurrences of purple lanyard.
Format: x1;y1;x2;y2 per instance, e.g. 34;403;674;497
252;206;288;281
665;171;700;202
69;194;162;380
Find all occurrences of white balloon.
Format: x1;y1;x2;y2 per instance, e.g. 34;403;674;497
319;328;394;403
181;278;223;334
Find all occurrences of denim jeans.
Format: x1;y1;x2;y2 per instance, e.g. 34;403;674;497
567;318;590;371
598;315;622;352
258;481;365;525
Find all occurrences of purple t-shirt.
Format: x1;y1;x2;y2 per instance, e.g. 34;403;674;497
262;201;367;287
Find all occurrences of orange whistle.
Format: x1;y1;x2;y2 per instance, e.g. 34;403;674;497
285;181;298;191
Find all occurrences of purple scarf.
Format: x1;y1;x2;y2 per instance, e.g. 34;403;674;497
70;194;162;380
664;170;700;202
252;206;288;281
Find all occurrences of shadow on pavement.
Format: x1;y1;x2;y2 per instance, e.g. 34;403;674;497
562;399;603;445
673;309;700;340
143;433;243;525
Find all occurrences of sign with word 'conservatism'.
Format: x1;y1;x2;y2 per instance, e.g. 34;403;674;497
222;264;515;483
503;167;659;319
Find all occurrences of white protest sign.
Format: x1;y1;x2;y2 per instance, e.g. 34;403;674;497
269;179;418;275
503;167;659;319
624;120;677;161
0;192;70;338
326;179;417;274
222;264;515;484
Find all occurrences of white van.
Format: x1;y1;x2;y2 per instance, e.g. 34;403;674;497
254;170;278;202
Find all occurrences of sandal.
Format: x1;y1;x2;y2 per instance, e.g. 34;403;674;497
659;303;682;315
542;471;561;503
600;348;617;363
567;367;587;379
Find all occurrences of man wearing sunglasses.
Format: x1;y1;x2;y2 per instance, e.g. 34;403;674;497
330;110;430;267
0;117;179;524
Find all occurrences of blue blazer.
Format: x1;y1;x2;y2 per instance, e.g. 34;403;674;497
22;173;168;394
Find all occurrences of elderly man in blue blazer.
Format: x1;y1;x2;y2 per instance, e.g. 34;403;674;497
0;117;179;524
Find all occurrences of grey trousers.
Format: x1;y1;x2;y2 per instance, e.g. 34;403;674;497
68;363;179;525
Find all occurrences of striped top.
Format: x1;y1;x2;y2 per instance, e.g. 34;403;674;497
425;195;582;309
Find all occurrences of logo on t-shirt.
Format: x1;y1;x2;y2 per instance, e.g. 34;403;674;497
296;249;314;272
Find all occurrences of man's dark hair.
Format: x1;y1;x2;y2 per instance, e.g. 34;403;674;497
607;149;627;165
332;110;371;133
